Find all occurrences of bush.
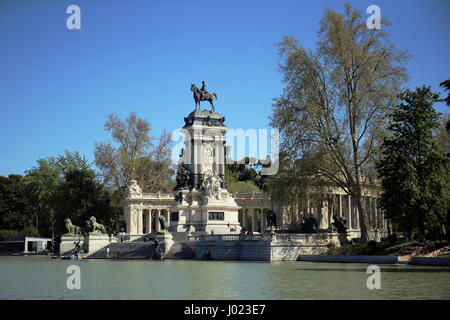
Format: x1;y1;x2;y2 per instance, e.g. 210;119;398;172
0;229;20;241
23;224;39;237
300;215;317;233
368;240;377;250
387;234;397;244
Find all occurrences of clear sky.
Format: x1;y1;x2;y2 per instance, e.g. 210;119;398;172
0;0;449;176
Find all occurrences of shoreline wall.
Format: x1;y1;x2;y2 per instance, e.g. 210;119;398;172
187;232;341;261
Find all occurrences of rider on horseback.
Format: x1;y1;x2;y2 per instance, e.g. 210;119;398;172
200;80;208;99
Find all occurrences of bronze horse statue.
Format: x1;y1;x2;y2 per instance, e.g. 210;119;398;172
191;83;217;112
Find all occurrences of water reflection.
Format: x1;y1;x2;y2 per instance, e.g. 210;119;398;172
0;257;449;300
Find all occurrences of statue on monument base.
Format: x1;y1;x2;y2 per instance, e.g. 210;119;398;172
200;170;222;202
191;81;218;112
63;218;83;237
157;215;170;234
85;216;108;236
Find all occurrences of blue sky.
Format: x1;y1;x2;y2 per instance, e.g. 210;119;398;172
0;0;449;176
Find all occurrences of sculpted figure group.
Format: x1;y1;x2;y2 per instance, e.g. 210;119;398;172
63;216;108;237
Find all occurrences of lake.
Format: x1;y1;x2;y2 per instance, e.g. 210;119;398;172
0;256;449;299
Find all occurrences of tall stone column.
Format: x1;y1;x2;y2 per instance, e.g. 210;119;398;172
339;194;343;218
260;209;265;232
138;208;143;234
156;209;161;231
147;209;152;233
252;208;257;232
347;195;352;229
242;208;247;228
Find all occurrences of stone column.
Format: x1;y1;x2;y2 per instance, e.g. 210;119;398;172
371;197;376;229
147;209;152;233
252;208;257;232
347;195;352;229
260;209;265;232
339;194;343;218
156;209;161;231
242;208;248;229
138;208;143;234
166;209;171;225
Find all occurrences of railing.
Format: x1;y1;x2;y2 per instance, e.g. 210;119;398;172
232;192;270;200
187;234;265;242
187;232;341;244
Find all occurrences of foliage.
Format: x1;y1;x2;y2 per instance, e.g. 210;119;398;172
269;3;410;242
55;168;117;236
436;113;450;157
94;112;175;195
0;174;33;232
225;158;263;193
300;215;318;233
377;86;450;240
0;229;20;241
331;214;348;233
440;79;450;106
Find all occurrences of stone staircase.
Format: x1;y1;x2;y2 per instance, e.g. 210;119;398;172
164;232;195;259
87;241;156;259
86;232;195;259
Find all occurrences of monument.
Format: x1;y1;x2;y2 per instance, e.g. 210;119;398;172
169;81;241;234
60;218;84;255
83;216;110;254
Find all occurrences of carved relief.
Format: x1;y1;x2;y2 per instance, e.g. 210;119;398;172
126;179;142;198
202;142;214;174
200;170;222;200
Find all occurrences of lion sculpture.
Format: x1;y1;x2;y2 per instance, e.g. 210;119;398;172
64;218;83;236
86;216;107;235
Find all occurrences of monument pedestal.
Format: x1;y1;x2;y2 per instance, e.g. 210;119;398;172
169;189;241;234
83;234;110;254
156;232;174;254
60;235;84;255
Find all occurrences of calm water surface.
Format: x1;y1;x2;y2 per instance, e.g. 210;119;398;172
0;256;449;299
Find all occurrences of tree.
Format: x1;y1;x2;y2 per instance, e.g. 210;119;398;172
0;174;34;233
270;3;410;242
377;86;450;240
55;168;117;236
440;79;450;106
94;112;175;194
267;152;328;229
436;113;450;157
23;151;90;237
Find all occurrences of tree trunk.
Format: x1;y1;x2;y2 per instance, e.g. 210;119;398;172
356;192;370;242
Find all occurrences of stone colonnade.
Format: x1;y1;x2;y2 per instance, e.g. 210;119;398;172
124;192;173;236
233;193;275;233
281;192;387;233
123;191;387;237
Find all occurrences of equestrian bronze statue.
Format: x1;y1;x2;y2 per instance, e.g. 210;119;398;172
191;81;218;112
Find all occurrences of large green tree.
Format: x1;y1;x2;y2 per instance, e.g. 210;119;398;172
270;3;410;241
0;174;35;235
377;86;450;240
22;151;91;237
94;112;175;194
55;168;117;236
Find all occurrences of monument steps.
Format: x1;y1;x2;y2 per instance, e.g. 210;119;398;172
86;241;156;259
164;232;195;259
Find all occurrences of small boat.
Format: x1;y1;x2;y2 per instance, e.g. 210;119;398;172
60;255;78;260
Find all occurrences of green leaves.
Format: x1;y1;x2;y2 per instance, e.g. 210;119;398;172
377;86;449;239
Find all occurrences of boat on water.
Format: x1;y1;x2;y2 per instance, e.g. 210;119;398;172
60;255;78;260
